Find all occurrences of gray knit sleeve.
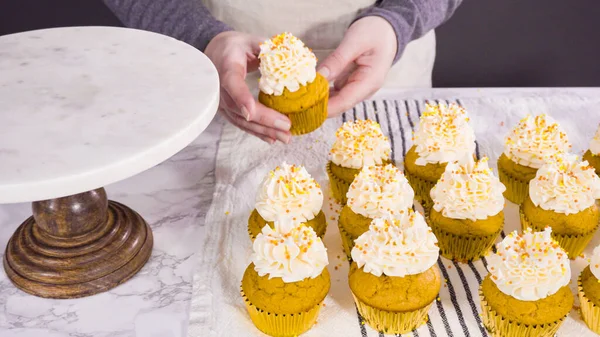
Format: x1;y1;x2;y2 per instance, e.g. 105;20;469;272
354;0;463;63
103;0;232;51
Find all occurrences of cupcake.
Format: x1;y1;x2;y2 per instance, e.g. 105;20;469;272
498;114;571;204
327;120;392;204
258;33;328;136
520;153;600;258
480;228;573;337
428;157;505;262
349;211;441;334
241;223;330;337
248;163;326;241
583;124;600;176
338;164;414;258
404;103;476;209
578;246;600;334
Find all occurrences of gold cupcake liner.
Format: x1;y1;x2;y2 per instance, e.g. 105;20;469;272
427;216;501;262
247;210;327;242
578;275;600;334
352;293;432;334
338;221;355;259
520;208;599;259
241;286;323;337
479;286;566;337
326;162;351;205
404;168;436;210
497;165;529;205
284;95;328;136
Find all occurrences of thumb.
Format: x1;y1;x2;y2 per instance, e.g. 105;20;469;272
317;37;361;81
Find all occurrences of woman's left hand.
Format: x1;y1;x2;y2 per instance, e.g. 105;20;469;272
318;16;398;117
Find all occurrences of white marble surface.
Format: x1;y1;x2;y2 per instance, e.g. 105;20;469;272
0;27;219;203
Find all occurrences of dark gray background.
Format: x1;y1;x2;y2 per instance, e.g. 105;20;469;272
1;0;599;87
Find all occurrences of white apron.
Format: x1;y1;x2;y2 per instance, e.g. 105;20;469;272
202;0;436;89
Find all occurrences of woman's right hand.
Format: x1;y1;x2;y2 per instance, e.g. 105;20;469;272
205;31;292;144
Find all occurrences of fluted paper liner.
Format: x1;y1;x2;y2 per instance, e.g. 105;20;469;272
479;286;567;337
326;162;351;205
498;165;529;205
247;210;327;242
352;293;432;334
284;95;328;136
520;207;598;259
578;275;600;334
338;221;355;259
404;168;436;211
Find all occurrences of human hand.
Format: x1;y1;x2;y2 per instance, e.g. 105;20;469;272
205;31;292;144
318;16;398;117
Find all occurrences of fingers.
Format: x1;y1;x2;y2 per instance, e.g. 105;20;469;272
328;66;382;117
317;36;362;81
221;108;291;144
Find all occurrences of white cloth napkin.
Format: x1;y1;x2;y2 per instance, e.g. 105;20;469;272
190;94;600;337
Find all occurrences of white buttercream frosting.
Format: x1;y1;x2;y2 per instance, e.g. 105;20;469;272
258;32;317;96
430;157;506;221
487;228;570;301
504;114;571;169
590;124;600;155
412;103;476;166
590;246;600;280
529;153;600;215
252;223;328;283
347;164;414;219
351;211;439;277
329;120;391;169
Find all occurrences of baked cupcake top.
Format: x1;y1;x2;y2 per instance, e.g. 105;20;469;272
487;228;570;301
412;103;476;166
529;153;600;215
590;124;600;155
256;163;323;226
504;114;571;169
346;164;414;219
252;223;328;283
351;210;439;277
329;120;391;169
430;157;505;221
590;246;600;279
258;32;317;96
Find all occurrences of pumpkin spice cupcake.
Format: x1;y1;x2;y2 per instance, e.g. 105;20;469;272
404;103;476;209
583;124;600;176
327;120;392;204
258;32;328;136
498;114;571;204
579;245;600;334
338;164;414;258
480;228;573;337
520;153;600;258
349;211;441;334
241;222;330;337
428;157;505;262
248;163;326;241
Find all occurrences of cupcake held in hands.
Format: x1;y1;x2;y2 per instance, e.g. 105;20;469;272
428;157;505;262
248;163;326;241
520;153;600;258
583;123;600;176
480;228;573;337
498;114;571;204
349;211;441;334
241;223;330;337
579;246;600;334
258;33;329;135
404;103;476;209
338;164;414;257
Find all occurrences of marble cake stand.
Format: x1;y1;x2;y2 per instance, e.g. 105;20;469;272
0;27;219;298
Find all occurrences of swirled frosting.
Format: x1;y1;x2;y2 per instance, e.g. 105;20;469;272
252;223;328;283
529;153;600;214
329;120;391;169
347;164;414;219
256;163;323;226
590;246;600;280
351;211;439;277
590;124;600;155
487;228;570;301
258;32;317;96
430;157;506;221
504;114;571;169
413;103;476;166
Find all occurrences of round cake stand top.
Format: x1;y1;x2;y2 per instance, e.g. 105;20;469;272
0;27;219;203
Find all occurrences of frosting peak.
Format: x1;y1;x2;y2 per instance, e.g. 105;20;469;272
258;32;317;96
487;228;570;301
351;211;439;277
590;246;600;280
255;163;323;225
347;164;414;219
252;224;328;283
329;120;391;169
529;153;600;214
412;103;476;166
590;124;600;155
504;114;571;169
430;157;506;221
